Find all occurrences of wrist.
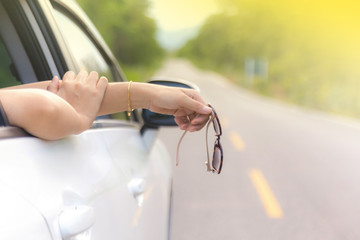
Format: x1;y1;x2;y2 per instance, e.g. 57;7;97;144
129;82;152;110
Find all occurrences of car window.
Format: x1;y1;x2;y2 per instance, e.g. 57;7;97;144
0;37;21;88
53;9;114;82
52;7;128;120
1;1;40;85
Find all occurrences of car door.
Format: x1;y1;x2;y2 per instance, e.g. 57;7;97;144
45;1;172;238
0;0;171;239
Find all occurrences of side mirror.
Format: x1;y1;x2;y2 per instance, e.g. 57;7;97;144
142;77;200;130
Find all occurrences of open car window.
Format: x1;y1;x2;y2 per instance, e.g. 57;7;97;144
51;4;127;120
52;7;115;82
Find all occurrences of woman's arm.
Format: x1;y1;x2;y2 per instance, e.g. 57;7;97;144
48;71;212;132
6;71;212;132
3;81;51;90
0;71;107;140
98;81;212;131
0;89;91;140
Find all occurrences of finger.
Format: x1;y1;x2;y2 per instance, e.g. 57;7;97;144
97;76;108;95
47;76;60;93
174;117;205;132
188;118;209;132
190;113;210;125
97;76;108;88
62;71;76;82
174;120;188;130
176;122;190;130
188;124;206;132
186;112;198;121
76;70;88;83
174;115;188;124
174;116;191;130
175;113;209;131
88;71;99;85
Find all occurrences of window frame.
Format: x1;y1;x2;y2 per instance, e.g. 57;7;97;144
2;0;55;81
0;1;39;84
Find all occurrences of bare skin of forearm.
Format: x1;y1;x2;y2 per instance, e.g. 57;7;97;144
6;80;211;132
97;82;151;115
5;81;50;90
0;89;88;140
7;81;152;115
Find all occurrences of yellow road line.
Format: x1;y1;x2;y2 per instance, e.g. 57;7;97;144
230;131;246;151
249;169;283;219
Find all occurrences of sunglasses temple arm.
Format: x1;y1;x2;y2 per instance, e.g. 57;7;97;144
205;114;214;172
176;128;188;166
175;114;202;166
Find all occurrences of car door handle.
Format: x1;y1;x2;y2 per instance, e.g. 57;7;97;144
128;178;146;197
128;178;147;206
58;205;95;239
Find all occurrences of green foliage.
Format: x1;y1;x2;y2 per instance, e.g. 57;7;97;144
121;58;163;82
179;0;360;118
76;0;164;67
0;41;20;88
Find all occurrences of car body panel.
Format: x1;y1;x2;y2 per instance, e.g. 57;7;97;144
0;181;53;239
0;122;172;239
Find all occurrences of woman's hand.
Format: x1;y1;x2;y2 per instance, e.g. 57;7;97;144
47;71;108;130
145;85;212;132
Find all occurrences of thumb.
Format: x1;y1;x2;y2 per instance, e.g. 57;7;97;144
47;76;60;93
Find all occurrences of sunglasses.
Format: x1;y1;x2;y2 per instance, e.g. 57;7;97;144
176;104;223;174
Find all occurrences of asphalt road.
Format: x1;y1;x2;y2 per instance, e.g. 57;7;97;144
156;59;360;240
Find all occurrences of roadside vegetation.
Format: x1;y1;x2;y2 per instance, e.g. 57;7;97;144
178;0;360;118
77;0;164;82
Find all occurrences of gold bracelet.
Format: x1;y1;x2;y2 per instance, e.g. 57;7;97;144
127;81;134;117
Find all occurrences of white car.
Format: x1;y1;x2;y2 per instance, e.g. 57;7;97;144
0;0;184;239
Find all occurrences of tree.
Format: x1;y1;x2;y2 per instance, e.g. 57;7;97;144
77;0;164;66
179;0;360;117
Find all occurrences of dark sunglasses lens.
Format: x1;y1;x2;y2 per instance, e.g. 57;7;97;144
212;145;222;173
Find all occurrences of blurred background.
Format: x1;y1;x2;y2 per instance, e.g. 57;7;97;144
77;0;360;119
74;1;360;239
